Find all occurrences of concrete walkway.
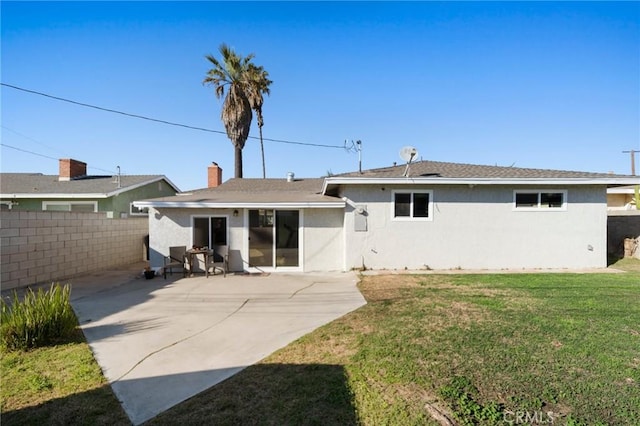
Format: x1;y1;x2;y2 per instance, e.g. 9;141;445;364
67;265;366;425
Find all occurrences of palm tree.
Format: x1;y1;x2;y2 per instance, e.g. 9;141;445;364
203;44;271;179
246;66;272;178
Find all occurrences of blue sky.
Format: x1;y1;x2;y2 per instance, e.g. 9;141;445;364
2;1;639;190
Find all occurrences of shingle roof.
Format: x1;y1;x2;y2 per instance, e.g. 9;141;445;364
336;160;634;179
135;161;638;208
196;178;325;193
141;178;340;205
0;173;174;196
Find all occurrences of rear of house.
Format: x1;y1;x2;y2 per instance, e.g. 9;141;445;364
142;167;345;273
136;161;638;273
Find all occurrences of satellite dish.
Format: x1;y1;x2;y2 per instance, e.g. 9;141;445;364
399;146;419;177
399;146;418;163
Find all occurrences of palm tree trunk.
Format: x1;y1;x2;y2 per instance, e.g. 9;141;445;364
259;125;266;179
234;145;243;178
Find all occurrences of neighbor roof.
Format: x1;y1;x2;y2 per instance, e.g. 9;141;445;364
0;173;180;199
135;178;345;209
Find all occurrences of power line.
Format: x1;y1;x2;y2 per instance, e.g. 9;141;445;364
2;124;118;174
1;82;345;149
1;143;59;161
2;125;69;157
0;142;117;174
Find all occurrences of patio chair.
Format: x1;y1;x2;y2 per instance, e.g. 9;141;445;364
163;246;187;279
207;245;228;277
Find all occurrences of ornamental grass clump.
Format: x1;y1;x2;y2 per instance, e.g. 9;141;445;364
1;283;77;351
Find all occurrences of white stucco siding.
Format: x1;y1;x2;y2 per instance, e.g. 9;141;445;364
148;208;243;270
149;207;344;272
341;184;607;271
303;208;344;272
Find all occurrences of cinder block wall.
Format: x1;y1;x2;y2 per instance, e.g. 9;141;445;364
607;211;640;260
1;211;148;290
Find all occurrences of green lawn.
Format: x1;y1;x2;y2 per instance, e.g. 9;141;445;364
2;264;639;425
0;330;129;425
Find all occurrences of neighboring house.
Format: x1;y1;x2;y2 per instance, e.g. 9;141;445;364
607;185;638;210
0;158;180;218
135;161;639;272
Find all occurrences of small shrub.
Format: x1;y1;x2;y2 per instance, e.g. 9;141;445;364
1;283;77;351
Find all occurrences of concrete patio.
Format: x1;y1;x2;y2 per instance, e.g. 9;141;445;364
64;264;366;425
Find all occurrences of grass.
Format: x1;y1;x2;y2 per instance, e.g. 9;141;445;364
148;265;640;425
2;260;639;425
0;330;129;425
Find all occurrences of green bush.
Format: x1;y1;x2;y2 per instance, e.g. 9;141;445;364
1;283;77;351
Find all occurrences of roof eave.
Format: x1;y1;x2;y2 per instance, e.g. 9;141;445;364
133;201;346;209
321;177;640;193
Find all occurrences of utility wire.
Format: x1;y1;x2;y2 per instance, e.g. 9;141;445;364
0;142;117;174
2;125;69;157
1;83;345;149
1;143;59;161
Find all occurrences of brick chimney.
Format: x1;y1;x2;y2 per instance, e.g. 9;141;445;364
208;162;222;188
59;159;87;181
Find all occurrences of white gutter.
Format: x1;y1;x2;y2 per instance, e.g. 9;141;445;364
321;177;640;194
133;201;346;209
0;193;110;199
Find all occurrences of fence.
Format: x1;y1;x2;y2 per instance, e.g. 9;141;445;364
1;211;148;290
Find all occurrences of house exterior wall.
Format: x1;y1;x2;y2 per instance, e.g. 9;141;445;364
108;180;178;217
148;207;344;272
302;208;344;272
339;184;607;270
0;211;147;290
148;208;244;271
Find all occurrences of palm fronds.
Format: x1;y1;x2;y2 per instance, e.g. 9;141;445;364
203;43;272;178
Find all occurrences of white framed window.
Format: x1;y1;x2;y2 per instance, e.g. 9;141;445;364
392;190;433;220
513;190;567;211
130;203;149;216
191;215;228;249
42;201;98;212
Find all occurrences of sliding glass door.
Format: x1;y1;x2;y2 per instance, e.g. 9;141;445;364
249;209;274;267
248;209;299;268
275;210;299;267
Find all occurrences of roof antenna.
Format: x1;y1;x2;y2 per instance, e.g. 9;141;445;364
116;166;121;188
344;139;363;174
399;146;419;177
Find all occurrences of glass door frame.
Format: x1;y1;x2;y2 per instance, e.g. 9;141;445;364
243;209;304;272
